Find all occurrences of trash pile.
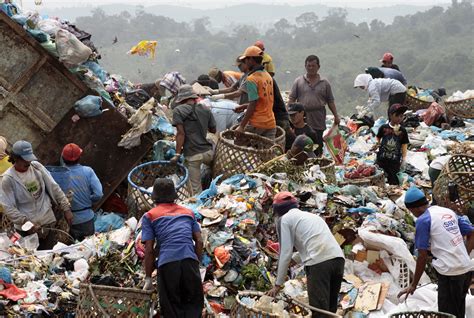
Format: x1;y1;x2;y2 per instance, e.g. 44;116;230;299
446;89;474;102
2;2;474;318
0;217;142;316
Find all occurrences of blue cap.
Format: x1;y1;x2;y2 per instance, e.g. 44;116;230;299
12;140;37;162
404;186;428;208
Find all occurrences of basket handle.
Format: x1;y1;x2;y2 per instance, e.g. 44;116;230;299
270;144;284;156
88;285;111;318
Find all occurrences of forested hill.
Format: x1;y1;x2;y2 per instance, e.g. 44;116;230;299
75;1;473;115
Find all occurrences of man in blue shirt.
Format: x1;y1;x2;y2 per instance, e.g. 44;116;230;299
399;187;474;318
61;143;103;241
142;178;204;317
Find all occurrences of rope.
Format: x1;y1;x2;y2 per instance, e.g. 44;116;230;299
44;227;75;243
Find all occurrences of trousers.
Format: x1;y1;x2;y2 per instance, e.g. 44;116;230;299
185;149;213;196
305;257;345;317
158;258;204;318
437;270;472;318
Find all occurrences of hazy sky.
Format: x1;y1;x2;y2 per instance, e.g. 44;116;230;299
23;0;449;10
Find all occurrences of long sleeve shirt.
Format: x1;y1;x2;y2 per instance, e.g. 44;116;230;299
367;78;406;112
275;209;344;285
66;164;103;225
0;161;70;229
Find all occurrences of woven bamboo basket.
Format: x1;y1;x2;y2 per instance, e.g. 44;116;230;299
255;156;336;184
127;161;192;218
445;97;474;119
231;291;311;317
433;155;474;215
231;124;286;151
339;170;386;188
406;94;433;111
76;284;155;318
0;211;13;235
213;130;283;179
389;311;455;318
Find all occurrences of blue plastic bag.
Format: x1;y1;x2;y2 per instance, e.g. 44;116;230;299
82;61;108;83
27;29;49;43
74;95;103;118
221;174;257;190
151;116;175;136
94;212;125;233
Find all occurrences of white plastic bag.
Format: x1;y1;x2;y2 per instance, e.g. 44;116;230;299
56;29;92;67
358;229;431;285
37;19;62;36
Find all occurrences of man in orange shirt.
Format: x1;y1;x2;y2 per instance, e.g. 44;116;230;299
235;46;276;140
208;67;242;88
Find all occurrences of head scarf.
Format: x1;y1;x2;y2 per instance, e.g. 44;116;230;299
354;74;373;90
0;136;8;160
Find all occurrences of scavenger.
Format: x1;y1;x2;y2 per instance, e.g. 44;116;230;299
288;55;341;155
61;143;103;241
267;192;345;317
0;140;72;250
171;85;217;195
399;186;474;318
142;178;204;317
375;104;410;185
235;46;276;140
354;73;407;116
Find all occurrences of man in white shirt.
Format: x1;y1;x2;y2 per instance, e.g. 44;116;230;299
267;192;345;316
399;186;474;318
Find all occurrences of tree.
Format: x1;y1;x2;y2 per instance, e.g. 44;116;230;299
193;17;211;36
295;12;319;30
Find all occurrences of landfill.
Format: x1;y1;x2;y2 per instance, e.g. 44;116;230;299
1;2;474;318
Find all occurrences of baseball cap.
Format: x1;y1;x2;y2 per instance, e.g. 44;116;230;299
238;46;263;61
12;140;37;162
388;103;408;116
273;191;297;205
62;143;83;161
404;186;428;209
254;40;265;50
288;103;305;114
380;52;394;63
292;135;316;158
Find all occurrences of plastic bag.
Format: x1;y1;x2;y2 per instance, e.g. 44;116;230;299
128;40;158;59
74;95;103;118
0;281;27;301
94;212;125;233
82;61;108;83
27;29;49;43
56;29;92;67
40;40;59;57
421;102;444;126
37;18;62;36
324;125;347;165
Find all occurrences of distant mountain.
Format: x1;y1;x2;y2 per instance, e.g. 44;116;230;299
41;2;446;29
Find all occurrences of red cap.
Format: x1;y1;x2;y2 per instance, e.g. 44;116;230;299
254;40;265;50
62;143;83;161
380;52;394;62
273;191;297;205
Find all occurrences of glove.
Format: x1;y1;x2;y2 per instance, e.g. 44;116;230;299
169;154;181;164
143;277;153;291
210;94;225;101
401;161;407;172
209;89;219;95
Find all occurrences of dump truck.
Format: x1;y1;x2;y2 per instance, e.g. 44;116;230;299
0;11;153;207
